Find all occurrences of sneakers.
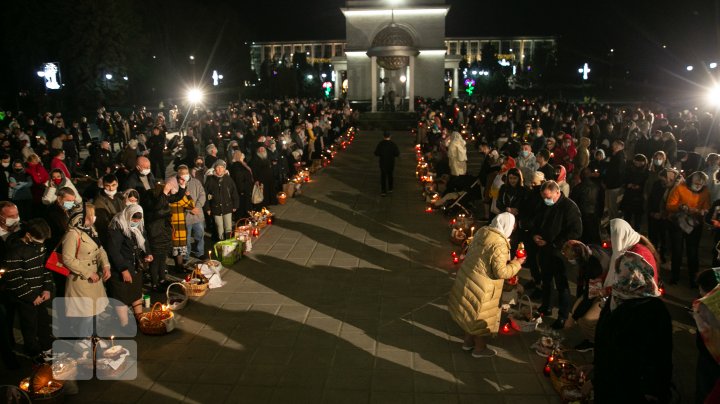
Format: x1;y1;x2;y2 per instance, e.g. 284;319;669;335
471;348;497;358
574;340;594;352
461;343;474;351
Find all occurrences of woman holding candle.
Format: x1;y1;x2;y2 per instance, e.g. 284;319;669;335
448;212;526;358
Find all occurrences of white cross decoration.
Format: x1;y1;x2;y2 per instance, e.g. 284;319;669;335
578;63;590;80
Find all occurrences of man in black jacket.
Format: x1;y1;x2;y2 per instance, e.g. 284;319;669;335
123;156;156;194
146;126;166;179
374;131;399;196
5;218;54;360
570;168;602;244
603;139;626;219
532;181;583;329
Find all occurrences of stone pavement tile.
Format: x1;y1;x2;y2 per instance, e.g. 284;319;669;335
249;346;294;366
371;369;415;392
495;372;546;395
196;364;244;384
304;316;343;334
269;316;304;332
333;348;376;369
413;370;458;394
93;379;154;403
211;346;257;365
182;384;233;403
278;367;331;388
413;351;454;372
136;360;172;380
238;364;286;386
157;362;207;382
269;387;324;404
138;381;192;403
369;391;413;404
323;389;371;404
177;342;223;362
288;347;336;369
410;333;452;353
458;394;505;404
331;257;361;268
195;327;232;344
326;367;373;391
226;385;274;403
295;329;341;350
374;348;413;369
455;372;507;394
258;329;299;348
414;393;461;404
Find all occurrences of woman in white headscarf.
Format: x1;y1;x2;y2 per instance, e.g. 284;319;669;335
447;131;467;176
448;212;525;358
592;218;671;402
106;204;153;327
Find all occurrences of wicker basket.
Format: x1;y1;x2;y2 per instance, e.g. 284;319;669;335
166;282;188;310
138;302;175;335
183;268;208;297
234;218;253;240
549;359;588;401
510;295;543;332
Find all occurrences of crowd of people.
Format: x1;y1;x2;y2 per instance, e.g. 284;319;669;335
0;98;356;370
421;97;720;402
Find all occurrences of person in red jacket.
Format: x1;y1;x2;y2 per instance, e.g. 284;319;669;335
25;153;49;207
552;133;577;175
50;149;71;179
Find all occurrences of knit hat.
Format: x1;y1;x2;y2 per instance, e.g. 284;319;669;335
213;159;227;168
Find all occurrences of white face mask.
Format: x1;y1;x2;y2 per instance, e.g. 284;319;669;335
4;217;19;227
105;189;117;197
126;201;137;206
1;162;9;168
140;168;151;176
92;216;97;224
181;174;190;182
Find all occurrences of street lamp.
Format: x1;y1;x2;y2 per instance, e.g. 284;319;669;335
105;73;113;80
707;85;720;107
189;55;195;61
711;62;718;69
687;65;694;71
187;88;204;104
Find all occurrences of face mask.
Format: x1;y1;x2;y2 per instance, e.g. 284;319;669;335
181;174;190;182
29;236;44;245
521;150;529;158
5;217;19;227
130;221;141;228
105;189;117;197
544;198;555;206
140;168;151;176
91;216;97;224
653;159;664;166
1;162;8;168
14;167;23;173
126;201;137;206
691;184;703;192
53;178;63;185
566;258;577;265
58;155;65;160
63;201;75;210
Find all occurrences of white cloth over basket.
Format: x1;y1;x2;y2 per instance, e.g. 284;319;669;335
199;263;226;289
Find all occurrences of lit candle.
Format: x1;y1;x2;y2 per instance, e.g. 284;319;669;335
208;250;212;260
111;335;115;347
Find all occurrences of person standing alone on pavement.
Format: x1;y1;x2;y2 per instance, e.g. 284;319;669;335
374;131;399;196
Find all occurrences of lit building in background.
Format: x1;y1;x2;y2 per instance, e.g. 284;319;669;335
250;0;557;109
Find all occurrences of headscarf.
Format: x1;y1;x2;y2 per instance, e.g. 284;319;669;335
49;168;69;188
604;218;642;289
555;164;567;183
595;149;606;161
489;212;515;239
68;203;99;241
609;248;661;310
109;203;146;252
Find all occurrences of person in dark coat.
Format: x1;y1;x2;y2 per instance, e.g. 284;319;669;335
519;171;545;293
4;218;54;359
604;139;627;219
140;178;188;290
647;168;678;263
620;154;649;231
204;160;239;240
570;168;602;244
229;151;254;219
123;156;156;194
145;126;166;179
94;174;125;247
183;131;199;168
374;131;400;196
250;147;276;207
531;180;583;329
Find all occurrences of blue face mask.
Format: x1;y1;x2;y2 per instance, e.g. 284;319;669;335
521;150;529;158
63;201;75;210
544;198;555;206
130;221;140;228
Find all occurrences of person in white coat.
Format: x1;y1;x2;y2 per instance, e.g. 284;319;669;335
447;131;468;177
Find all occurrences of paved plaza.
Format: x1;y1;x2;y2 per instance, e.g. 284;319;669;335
2;128;702;403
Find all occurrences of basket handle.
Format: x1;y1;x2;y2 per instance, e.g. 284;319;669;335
166;282;187;303
234;218;251;228
149;302;164;319
517;295;532;313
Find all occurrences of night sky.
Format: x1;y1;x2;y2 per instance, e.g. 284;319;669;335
1;0;718;109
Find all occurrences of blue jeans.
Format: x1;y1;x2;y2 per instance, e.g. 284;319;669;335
186;221;205;257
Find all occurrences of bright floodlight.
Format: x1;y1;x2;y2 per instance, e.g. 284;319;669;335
711;62;718;69
187;88;204;103
36;71;45;77
123;76;128;81
189;55;195;60
707;86;720;106
400;75;407;83
687;65;694;71
387;0;403;5
306;74;314;80
105;73;113;80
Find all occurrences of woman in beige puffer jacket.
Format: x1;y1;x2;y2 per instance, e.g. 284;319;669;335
448;212;525;357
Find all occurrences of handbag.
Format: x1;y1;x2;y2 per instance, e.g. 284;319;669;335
252;183;264;204
45;234;81;277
